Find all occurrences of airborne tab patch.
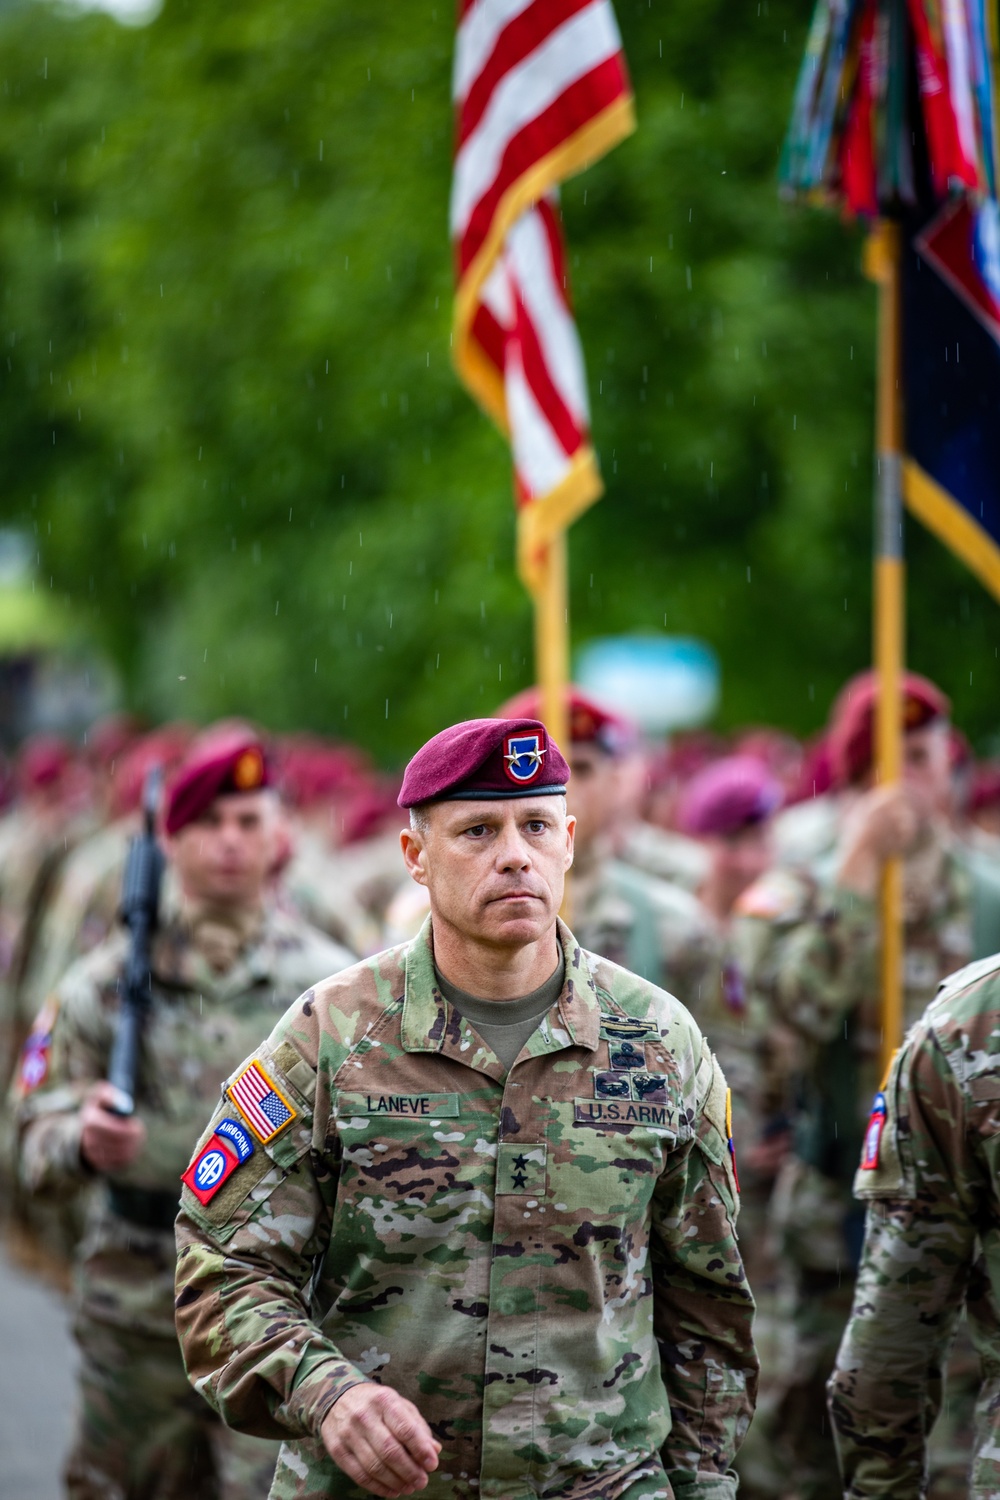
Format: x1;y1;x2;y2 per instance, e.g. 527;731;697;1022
227;1060;297;1145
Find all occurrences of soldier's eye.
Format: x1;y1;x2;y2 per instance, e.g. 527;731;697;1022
465;824;489;838
526;820;547;834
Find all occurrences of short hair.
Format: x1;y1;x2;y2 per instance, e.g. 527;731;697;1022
408;803;432;835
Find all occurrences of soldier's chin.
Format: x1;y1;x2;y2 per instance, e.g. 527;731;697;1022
481;906;551;944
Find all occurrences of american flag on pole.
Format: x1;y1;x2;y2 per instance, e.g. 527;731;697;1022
451;0;635;593
227;1059;297;1145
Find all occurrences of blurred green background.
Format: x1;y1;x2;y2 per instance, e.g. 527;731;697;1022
0;0;995;761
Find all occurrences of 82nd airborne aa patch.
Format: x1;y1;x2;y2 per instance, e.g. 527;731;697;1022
182;1118;255;1205
860;1092;888;1170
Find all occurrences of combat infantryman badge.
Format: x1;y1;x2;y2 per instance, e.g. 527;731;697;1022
860;1091;888;1170
503;731;546;784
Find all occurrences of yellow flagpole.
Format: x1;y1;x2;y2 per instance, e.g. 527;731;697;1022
866;219;905;1073
535;533;570;751
533;532;572;918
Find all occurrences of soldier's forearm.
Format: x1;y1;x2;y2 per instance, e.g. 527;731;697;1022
18;1110;91;1196
175;1222;371;1442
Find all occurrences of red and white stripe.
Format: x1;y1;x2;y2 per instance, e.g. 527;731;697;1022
451;0;633;567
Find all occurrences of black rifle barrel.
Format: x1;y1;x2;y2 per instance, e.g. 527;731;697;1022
106;766;165;1117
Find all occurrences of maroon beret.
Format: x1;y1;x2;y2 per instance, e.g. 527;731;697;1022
830;670;949;787
18;734;73;792
496;686;637;757
398;718;570;807
678;755;783;838
165;726;273;835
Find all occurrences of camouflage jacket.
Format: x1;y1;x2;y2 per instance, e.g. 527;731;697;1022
829;954;1000;1497
13;895;353;1337
175;917;757;1500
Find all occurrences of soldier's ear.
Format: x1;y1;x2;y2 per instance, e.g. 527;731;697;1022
564;812;576;870
400;828;429;886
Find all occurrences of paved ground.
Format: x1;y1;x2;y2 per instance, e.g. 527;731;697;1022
0;1242;76;1500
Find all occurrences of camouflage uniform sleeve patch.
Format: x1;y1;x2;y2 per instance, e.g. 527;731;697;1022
180;1039;316;1237
852;1046;914;1201
698;1046;740;1210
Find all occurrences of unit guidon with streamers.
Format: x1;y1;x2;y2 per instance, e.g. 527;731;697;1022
451;0;634;592
227;1060;297;1145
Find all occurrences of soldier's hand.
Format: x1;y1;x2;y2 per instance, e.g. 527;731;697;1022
836;784;930;897
79;1081;147;1174
320;1383;441;1498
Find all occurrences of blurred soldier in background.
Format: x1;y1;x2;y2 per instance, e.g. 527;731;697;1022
497;686;722;1011
0;735;93;1092
829;954;1000;1498
10;724;354;1500
733;670;1000;1499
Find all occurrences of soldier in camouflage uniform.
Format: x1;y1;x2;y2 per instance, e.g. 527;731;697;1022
12;725;354;1500
497;687;721;1012
829;952;1000;1497
732;671;995;1498
175;716;757;1500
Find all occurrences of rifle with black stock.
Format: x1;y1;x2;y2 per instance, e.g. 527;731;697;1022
106;765;165;1117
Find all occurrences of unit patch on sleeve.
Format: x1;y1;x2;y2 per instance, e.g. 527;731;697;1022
860;1091;888;1170
182;1120;256;1205
227;1059;297;1145
16;997;59;1096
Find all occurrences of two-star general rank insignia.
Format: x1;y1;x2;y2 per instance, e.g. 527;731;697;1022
497;1142;546;1194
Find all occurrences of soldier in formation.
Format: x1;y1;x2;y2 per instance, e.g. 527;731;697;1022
0;665;998;1497
10;724;354;1499
174;715;757;1499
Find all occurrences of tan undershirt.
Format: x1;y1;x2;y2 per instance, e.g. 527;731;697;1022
434;957;565;1071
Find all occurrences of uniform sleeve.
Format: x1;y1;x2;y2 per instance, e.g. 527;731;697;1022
828;1035;978;1497
652;1046;758;1498
174;1039;372;1444
737;883;878;1045
13;973;109;1196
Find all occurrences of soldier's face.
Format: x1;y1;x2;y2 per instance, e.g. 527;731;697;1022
167;790;280;907
401;797;575;949
902;721;953;815
567;745;620;851
706;822;774;910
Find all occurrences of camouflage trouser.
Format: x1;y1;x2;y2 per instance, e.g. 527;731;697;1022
67;1316;278;1500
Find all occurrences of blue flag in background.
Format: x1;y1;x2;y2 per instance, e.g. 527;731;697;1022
903;197;1000;602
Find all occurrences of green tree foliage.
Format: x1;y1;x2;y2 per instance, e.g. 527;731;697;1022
0;0;995;761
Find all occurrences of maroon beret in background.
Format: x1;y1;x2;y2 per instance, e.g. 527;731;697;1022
398;718;570;807
678;755;783;838
496;685;637;757
829;669;949;788
164;725;273;835
17;734;73;792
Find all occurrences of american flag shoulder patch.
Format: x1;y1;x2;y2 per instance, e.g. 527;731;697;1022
227;1059;297;1145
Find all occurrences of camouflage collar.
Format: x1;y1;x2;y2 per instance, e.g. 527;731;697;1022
400;916;601;1057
